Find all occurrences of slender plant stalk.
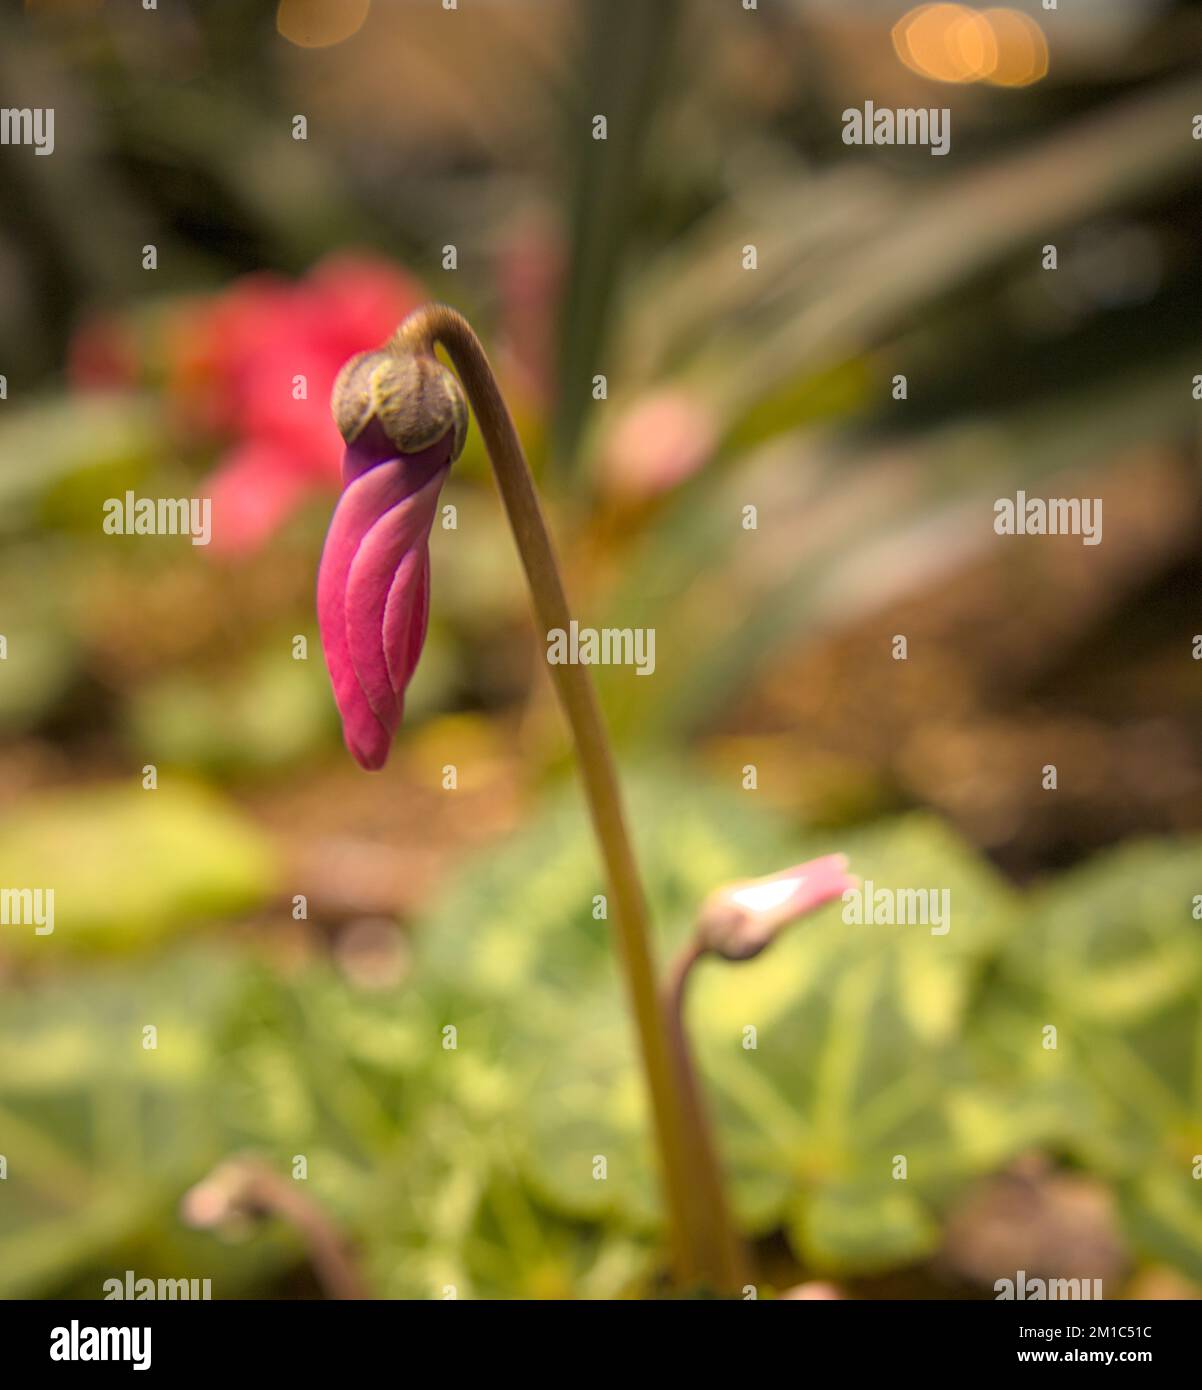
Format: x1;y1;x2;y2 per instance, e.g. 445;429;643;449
660;938;747;1286
393;304;746;1291
185;1156;367;1300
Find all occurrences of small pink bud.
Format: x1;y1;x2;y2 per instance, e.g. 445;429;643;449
694;853;854;961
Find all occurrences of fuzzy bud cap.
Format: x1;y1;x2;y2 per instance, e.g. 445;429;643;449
331;346;467;461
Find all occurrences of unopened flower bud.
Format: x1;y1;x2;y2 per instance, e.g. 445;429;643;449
319;333;470;771
694;853;854;961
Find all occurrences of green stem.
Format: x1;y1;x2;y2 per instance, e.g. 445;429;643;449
394;304;745;1291
661;938;748;1288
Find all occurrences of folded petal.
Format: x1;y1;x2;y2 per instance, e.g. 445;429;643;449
318;469;408;767
344;467;446;729
383;542;430;704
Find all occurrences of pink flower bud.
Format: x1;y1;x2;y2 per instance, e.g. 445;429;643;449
317;346;467;770
694;853;855;961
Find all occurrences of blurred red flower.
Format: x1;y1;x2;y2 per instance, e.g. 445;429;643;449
71;253;426;553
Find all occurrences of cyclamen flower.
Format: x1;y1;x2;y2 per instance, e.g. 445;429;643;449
317;344;467;770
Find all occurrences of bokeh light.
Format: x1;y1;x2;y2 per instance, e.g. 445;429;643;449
893;3;1049;87
277;0;371;50
981;7;1050;87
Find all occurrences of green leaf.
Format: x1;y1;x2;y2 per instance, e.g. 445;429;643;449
791;1182;940;1275
126;635;335;776
416;771;1041;1271
0;782;278;953
550;0;682;472
1117;1167;1202;1284
0;395;159;534
0;951;245;1297
986;837;1202;1276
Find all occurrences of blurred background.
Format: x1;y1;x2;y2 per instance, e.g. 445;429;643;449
0;0;1200;1299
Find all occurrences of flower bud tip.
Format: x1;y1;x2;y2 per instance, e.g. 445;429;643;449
331;345;467;461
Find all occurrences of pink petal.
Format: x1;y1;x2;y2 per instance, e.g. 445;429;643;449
317;465;413;769
760;854;855;921
382;543;431;706
343;468;445;729
317;440;453;770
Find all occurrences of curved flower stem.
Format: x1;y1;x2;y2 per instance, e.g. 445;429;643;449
183;1155;367;1300
660;937;747;1286
394;304;746;1292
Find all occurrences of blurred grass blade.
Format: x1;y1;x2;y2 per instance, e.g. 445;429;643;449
551;0;681;475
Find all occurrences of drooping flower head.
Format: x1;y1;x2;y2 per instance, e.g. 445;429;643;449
318;341;467;770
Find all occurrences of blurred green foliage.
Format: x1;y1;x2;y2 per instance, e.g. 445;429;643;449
2;771;1198;1296
0;783;277;954
0;0;1199;1302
